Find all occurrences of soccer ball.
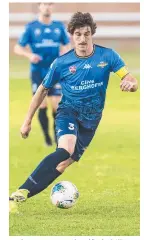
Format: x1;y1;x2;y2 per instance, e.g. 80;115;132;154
50;181;79;209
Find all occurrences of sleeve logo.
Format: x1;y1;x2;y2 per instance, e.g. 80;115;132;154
34;28;41;36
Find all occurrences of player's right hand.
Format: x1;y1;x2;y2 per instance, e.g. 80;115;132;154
20;122;31;139
29;54;42;63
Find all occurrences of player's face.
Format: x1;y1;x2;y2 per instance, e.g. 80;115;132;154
39;3;54;17
72;26;93;52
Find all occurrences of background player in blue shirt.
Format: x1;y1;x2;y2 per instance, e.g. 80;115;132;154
10;12;138;211
14;3;71;146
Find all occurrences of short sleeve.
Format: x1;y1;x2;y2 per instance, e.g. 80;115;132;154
42;58;61;89
110;49;125;73
60;23;70;45
18;24;31;47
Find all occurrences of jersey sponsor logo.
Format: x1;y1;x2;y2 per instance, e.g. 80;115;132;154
97;61;108;68
83;64;92;69
68;123;75;130
34;28;41;36
71;80;103;91
35;39;60;48
44;28;51;33
69;65;76;74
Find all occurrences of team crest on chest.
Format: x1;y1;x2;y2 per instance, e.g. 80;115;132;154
97;61;108;68
34;28;41;36
54;28;61;35
69;65;76;74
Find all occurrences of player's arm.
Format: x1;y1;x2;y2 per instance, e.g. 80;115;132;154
115;67;138;92
20;58;61;138
120;73;138;92
20;85;48;138
14;44;42;64
14;24;41;63
111;50;138;92
23;85;48;124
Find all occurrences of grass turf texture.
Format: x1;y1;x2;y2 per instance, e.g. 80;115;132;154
9;51;140;236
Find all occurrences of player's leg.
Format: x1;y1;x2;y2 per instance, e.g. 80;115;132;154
71;117;102;162
48;84;62;143
9;135;76;207
38;97;52;146
31;71;52;146
9;113;78;209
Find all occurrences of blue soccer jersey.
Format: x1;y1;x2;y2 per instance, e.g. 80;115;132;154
42;45;127;121
18;20;70;71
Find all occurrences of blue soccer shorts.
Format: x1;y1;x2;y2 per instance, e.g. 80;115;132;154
55;108;102;161
31;70;62;96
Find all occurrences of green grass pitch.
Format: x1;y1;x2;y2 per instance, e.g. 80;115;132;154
9;51;140;236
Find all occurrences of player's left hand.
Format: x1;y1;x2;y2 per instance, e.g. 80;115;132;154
120;80;137;92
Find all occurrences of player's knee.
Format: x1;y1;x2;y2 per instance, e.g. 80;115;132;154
56;158;74;173
60;144;75;156
58;134;77;155
39;104;47;109
58;136;76;155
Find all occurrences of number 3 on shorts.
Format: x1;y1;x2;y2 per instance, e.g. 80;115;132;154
68;123;75;130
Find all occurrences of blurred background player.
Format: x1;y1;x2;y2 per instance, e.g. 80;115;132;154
14;2;71;146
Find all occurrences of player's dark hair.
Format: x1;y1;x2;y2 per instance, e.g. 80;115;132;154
67;12;97;35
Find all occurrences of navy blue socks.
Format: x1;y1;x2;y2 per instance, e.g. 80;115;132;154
38;108;52;145
19;148;70;198
27;169;61;197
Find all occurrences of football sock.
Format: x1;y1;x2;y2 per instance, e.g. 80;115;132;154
19;148;70;198
38;107;51;142
28;169;61;198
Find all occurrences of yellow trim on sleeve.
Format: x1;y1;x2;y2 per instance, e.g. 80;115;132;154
115;66;129;79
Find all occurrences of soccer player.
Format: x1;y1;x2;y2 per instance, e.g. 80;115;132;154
14;3;70;145
10;12;138;212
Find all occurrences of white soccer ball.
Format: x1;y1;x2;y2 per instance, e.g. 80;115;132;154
50;181;79;209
